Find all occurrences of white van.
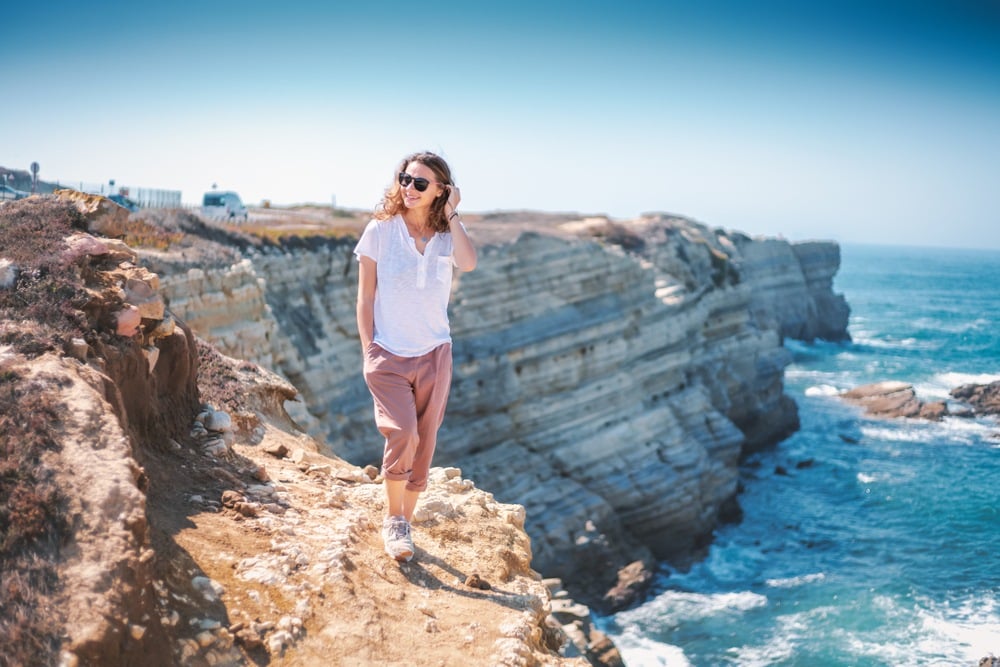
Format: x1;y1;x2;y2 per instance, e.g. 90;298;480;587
202;191;248;222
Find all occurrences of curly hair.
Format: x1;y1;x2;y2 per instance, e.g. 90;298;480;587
374;151;454;233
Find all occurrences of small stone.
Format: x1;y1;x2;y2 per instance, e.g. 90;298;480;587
263;442;288;458
267;630;292;655
205;410;232;432
214;628;234;650
115;305;142;337
129;624;146;640
464;573;491;590
195;630;215;648
424;618;440;633
245;484;275;498
263;503;285;515
550;599;590;621
148;313;176;339
205;441;228;457
61;233;108;262
221;490;243;507
236;502;260;518
192;576;225;601
66;337;89;361
177;638;200;662
235;629;262;649
251;620;275;634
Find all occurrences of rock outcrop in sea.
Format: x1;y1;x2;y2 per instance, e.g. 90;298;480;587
143;208;850;609
840;379;1000;427
841;381;950;421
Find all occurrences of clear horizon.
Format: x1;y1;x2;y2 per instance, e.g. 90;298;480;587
3;1;999;249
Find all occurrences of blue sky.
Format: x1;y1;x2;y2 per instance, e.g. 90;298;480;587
3;1;999;248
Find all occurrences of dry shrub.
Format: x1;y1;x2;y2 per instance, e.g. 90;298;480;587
94;213;184;250
589;221;646;253
237;224;358;245
0;198;93;354
0;370;71;665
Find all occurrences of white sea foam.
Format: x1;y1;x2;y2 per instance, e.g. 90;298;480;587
926;317;991;334
937;371;1000;388
914;371;1000;401
611;631;691;667
851;333;937;351
856;472;878;484
728;608;833;666
805;384;840;397
841;593;1000;666
765;572;826;588
915;595;1000;664
860;423;936;442
615;589;768;628
861;415;998;448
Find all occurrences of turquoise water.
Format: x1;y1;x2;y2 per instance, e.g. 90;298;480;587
605;244;1000;666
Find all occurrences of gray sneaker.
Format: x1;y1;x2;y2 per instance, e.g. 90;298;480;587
381;515;414;562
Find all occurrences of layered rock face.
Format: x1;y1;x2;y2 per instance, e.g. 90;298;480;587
152;212;849;606
733;235;851;343
1;199;598;666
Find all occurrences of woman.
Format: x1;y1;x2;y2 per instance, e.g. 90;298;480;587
354;151;477;562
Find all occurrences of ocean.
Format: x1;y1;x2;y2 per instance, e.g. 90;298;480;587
603;243;1000;666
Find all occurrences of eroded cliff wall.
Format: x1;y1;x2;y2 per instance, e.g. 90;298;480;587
149;213;848;605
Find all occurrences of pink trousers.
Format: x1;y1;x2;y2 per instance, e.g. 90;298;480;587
363;342;452;492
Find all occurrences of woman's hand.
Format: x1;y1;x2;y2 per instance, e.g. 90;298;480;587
445;185;461;215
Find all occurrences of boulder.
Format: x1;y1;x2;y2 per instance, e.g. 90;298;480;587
950;381;1000;416
841;381;948;421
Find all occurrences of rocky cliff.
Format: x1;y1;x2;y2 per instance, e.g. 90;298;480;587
0;197;613;666
145;209;849;609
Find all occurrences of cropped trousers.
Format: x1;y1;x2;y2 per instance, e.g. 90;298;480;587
362;342;452;492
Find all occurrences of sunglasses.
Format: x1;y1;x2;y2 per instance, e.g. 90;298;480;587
398;172;444;193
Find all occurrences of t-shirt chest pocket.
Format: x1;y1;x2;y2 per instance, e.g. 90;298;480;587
435;256;453;285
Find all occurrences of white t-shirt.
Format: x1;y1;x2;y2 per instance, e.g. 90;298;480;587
353;215;459;357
